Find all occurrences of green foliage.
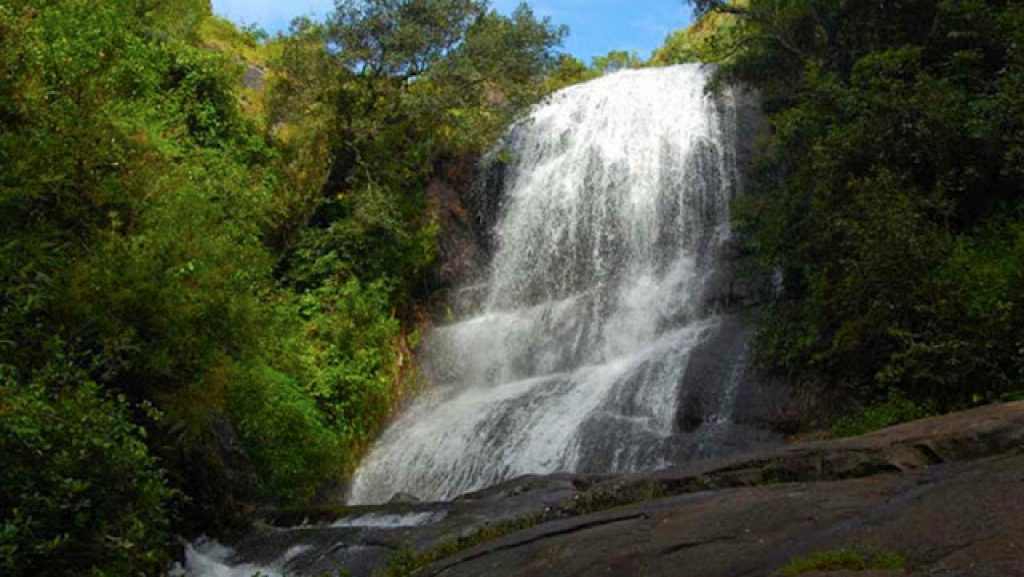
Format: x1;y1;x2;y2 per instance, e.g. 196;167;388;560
779;549;905;576
543;54;598;92
650;2;746;65
1;1;569;570
831;392;929;438
144;0;212;40
591;49;643;74
384;546;423;577
300;279;403;440
265;0;565;305
228;364;342;503
198;15;274;67
696;0;1024;413
0;378;173;577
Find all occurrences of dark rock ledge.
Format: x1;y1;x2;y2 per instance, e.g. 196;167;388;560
216;401;1024;577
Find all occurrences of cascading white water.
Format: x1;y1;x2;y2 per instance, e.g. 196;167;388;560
349;64;744;505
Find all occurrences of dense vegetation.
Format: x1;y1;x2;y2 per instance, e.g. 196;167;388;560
681;0;1024;421
0;0;566;574
6;0;1023;573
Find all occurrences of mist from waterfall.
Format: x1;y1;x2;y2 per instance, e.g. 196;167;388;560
349;64;744;504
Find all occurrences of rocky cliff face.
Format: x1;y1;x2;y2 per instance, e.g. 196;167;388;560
424;155;498;318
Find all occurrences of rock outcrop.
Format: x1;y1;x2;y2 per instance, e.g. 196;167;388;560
186;401;1024;577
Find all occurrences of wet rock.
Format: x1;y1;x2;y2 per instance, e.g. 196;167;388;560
424;156;499;317
431;454;1024;577
185;402;1024;577
732;84;768;187
421;401;1024;577
700;238;767;312
675;314;794;438
390;492;422;504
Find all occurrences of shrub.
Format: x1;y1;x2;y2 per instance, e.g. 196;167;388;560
831;392;928;438
707;0;1024;414
228;364;343;504
0;379;173;577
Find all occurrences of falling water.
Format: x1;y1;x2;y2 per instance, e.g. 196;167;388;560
350;65;747;504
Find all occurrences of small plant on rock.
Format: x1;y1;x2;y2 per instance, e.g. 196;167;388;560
779;549;906;576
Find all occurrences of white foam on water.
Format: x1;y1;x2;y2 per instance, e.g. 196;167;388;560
350;65;743;504
331;511;446;528
171;538;310;577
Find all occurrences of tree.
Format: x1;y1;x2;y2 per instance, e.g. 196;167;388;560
0;381;173;577
543;54;597;91
591;50;643;74
1;2;573;569
330;0;484;79
270;0;566;297
691;0;1024;413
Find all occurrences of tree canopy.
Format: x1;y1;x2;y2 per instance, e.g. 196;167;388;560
687;0;1024;421
0;1;566;574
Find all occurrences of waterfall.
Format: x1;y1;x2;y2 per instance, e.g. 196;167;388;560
349;64;748;505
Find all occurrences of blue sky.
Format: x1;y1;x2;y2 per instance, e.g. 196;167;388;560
210;1;693;62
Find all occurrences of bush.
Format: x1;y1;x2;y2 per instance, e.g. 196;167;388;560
0;379;173;577
228;364;343;504
300;277;403;443
831;392;928;438
710;0;1024;413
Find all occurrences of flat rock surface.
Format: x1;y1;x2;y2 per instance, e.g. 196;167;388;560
428;454;1024;576
206;401;1024;577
